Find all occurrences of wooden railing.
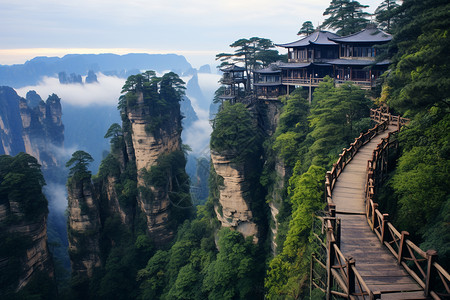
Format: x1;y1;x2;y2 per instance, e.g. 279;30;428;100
281;77;324;86
365;114;449;300
311;107;449;299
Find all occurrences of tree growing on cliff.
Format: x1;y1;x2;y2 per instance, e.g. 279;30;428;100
216;37;283;91
210;102;260;163
66;150;94;180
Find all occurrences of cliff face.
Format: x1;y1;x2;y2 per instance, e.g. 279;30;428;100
0;87;64;169
0;153;54;292
209;101;283;244
126;91;182;245
210;151;258;241
19;92;64;169
0;87;26;155
67;177;102;277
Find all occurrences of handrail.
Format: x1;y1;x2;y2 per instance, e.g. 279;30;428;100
365;109;449;299
315;107;449;299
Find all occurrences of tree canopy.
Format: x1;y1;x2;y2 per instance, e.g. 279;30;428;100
66;150;94;180
216;37;284;91
321;0;370;36
298;21;315;35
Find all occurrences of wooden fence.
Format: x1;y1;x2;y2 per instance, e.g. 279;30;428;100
311;108;449;299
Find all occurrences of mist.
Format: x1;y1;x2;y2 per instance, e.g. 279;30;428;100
16;73;125;107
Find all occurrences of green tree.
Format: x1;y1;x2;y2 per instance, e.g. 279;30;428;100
66;150;94;180
374;0;400;32
385;0;450;116
321;0;370;36
298;21;315;35
306;77;371;168
202;228;259;300
216;37;283;91
210;102;260;163
265;165;326;299
272;90;310;168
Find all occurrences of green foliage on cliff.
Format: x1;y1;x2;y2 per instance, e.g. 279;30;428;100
375;0;450;269
119;71;185;137
306;77;371;168
141;149;193;227
0;153;47;220
66;150;94;182
0;153;56;298
210;102;260;163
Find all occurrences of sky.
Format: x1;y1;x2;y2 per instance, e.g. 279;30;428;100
1;0;383;68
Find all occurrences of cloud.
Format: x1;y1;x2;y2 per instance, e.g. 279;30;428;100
183;119;212;155
16;73;125;107
44;182;68;213
197;73;221;101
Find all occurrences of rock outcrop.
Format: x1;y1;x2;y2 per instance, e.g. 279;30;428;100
126;91;182;245
20;92;64;169
0;154;54;292
0;87;64;169
67;177;102;277
211;151;259;242
0;86;26;155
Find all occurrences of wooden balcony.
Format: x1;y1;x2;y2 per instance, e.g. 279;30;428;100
282;77;324;86
335;79;374;90
281;77;375;89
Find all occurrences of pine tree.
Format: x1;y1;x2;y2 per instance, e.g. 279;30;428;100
374;0;399;32
321;0;370;36
297;21;315;35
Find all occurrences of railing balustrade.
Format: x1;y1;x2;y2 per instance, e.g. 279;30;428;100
312;108;449;299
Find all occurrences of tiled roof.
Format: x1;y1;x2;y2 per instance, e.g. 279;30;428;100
329;28;392;43
276;31;339;48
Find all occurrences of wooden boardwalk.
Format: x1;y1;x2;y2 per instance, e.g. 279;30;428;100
332;125;425;299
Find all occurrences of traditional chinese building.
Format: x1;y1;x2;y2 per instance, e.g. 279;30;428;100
253;66;288;100
218;26;392;103
327;27;391;88
218;65;246;102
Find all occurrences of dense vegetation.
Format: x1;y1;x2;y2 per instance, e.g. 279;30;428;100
376;0;450;269
0;153;57;299
264;80;371;298
6;0;450;298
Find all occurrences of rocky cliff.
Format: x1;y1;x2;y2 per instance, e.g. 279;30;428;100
0;153;54;293
125;89;184;245
67;176;102;278
209;101;283;244
210;151;259;241
20;91;64;169
0;87;64;169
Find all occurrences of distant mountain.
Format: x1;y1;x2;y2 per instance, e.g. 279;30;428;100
0;53;192;88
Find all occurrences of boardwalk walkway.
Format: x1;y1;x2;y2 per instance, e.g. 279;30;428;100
332;125;425;299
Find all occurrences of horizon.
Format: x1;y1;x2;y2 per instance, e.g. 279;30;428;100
1;0;382;69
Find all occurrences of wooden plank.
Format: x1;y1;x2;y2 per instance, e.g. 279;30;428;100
377;291;426;299
328;125;424;297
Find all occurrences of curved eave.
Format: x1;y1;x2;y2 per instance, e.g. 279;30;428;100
278;62;311;69
329;28;392;44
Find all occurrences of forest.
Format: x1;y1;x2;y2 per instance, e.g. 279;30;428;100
1;0;449;299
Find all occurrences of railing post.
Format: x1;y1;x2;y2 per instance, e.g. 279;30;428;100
371;203;378;231
326;228;335;300
381;214;389;244
398;231;410;265
347;257;356;296
329;203;336;218
370;291;381;299
424;250;438;297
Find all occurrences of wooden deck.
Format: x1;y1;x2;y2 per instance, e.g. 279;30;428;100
332;125;425;299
